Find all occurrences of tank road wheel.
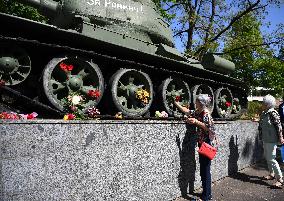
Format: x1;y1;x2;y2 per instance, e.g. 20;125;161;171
42;57;104;112
215;88;233;118
230;95;245;119
159;78;191;117
110;69;153;117
0;46;31;85
192;84;214;113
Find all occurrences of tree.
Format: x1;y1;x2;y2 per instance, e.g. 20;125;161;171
0;0;46;22
224;13;284;96
224;14;264;85
255;58;284;96
154;0;283;60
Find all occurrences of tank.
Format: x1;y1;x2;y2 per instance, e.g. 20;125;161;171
0;0;248;119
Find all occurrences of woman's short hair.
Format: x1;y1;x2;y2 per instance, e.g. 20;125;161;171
262;94;276;109
196;94;211;107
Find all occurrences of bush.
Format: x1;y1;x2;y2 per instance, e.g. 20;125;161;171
240;101;262;120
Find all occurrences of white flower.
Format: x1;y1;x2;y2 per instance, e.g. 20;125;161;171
220;110;226;115
71;95;82;105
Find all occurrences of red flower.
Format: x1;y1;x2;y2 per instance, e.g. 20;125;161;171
68;113;75;120
0;112;8;119
0;112;20;119
175;96;181;102
27;114;34;119
60;62;74;72
88;89;101;99
225;101;231;107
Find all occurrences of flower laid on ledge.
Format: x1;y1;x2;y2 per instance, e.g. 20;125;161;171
0;112;38;120
218;95;232;117
61;91;102;120
155;111;168;118
115;112;123;119
135;88;150;105
63;113;76;120
86;106;100;118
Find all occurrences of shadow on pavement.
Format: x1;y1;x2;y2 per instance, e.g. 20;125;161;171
228;171;274;188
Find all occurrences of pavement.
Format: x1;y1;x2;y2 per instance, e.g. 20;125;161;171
173;159;284;201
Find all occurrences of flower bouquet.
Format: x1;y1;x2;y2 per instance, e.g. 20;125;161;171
62;90;101;120
218;95;232;117
0;112;38;120
155;111;168;118
135;88;150;106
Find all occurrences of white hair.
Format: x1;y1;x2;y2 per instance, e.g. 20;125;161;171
196;94;211;108
262;94;276;109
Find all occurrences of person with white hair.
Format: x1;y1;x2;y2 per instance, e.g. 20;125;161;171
174;94;215;201
259;94;284;187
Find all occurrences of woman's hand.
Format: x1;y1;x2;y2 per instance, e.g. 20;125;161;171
185;117;198;125
280;138;284;145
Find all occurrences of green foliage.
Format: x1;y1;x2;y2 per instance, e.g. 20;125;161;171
254;57;284;96
153;0;177;20
0;0;46;22
224;14;262;84
240;101;262;120
224;13;284;96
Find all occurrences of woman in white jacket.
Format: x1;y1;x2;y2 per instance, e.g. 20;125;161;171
259;94;284;187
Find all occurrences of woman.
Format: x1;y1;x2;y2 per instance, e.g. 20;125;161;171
175;94;215;201
259;94;284;187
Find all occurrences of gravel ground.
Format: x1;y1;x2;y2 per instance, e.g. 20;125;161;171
173;160;284;201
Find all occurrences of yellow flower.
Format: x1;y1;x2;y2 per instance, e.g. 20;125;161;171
63;115;69;120
115;112;123;119
136;88;150;104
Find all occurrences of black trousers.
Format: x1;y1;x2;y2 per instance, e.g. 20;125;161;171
199;153;212;200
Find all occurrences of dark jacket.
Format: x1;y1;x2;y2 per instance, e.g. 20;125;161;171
278;102;284;123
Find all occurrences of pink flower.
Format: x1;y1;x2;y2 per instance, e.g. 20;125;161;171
19;112;38;120
160;111;168;118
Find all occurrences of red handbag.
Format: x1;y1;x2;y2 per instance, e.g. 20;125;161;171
198;142;217;160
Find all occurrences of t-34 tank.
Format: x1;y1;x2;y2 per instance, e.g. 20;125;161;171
0;0;248;119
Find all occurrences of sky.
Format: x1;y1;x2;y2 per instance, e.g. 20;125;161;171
173;3;284;53
261;4;284;32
